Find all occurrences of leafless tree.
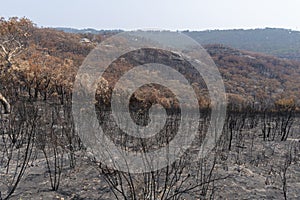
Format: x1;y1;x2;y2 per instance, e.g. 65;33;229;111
86;111;228;200
0;102;38;199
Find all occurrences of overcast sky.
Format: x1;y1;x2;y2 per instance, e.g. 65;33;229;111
1;0;300;31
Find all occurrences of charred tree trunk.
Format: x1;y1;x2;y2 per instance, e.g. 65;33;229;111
0;92;10;113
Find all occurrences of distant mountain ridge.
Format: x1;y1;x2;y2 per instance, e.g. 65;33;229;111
56;27;300;61
184;28;300;61
55;27;122;35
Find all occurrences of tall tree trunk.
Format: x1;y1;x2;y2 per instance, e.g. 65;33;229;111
0;92;10;113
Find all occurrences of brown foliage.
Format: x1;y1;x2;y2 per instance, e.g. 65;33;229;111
0;18;299;112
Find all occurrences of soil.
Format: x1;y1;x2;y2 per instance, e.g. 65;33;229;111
1;115;300;200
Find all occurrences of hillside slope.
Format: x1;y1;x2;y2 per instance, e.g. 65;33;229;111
185;28;300;61
56;27;300;61
1;19;299;109
204;44;300;108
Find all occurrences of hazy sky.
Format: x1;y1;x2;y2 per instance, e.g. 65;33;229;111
1;0;300;31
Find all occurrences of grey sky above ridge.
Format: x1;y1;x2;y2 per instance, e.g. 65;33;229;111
1;0;300;31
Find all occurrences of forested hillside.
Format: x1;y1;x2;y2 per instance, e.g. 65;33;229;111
0;18;299;112
185;28;300;61
205;44;300;109
58;27;300;61
1;17;300;200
